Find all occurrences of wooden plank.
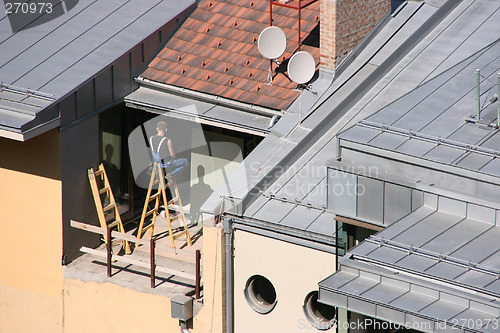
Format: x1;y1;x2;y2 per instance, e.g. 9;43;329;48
71;220;197;258
71;220;149;246
80;247;196;281
334;215;384;232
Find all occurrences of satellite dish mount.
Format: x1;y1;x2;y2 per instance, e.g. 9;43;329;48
258;26;287;84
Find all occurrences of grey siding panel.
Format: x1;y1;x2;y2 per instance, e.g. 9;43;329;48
412;189;424;211
357;176;384;224
76;81;95;118
384;183;412;225
113;54;132;100
59;92;77;125
61;115;100;262
328;169;357;217
95;67;113;109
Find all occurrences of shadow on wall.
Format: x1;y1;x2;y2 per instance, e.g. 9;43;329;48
190;165;214;225
4;0;79;33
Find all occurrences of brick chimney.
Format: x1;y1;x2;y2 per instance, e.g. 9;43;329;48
320;0;391;71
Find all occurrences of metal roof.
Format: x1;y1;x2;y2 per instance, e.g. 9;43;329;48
339;39;500;178
319;194;500;332
0;0;194;139
124;85;273;136
204;0;500;225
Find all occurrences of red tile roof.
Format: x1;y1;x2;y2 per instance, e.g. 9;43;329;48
141;0;319;111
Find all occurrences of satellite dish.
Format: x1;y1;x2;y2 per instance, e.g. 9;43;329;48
258;26;287;60
287;51;316;84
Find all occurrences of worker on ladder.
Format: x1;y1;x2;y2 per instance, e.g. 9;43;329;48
149;120;188;176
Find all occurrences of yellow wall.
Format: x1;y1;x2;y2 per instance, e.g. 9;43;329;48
0;129;63;332
233;230;337;333
63;278;205;333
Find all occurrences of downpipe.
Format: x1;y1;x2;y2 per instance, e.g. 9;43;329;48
223;217;234;333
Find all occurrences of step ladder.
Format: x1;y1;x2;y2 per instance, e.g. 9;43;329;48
137;162;192;250
88;163;131;254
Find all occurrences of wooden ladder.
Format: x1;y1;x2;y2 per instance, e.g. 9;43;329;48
137;162;192;250
88;163;131;254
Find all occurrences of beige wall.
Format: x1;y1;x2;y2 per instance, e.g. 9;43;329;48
233;230;336;333
63;278;205;333
196;224;226;333
0;129;64;332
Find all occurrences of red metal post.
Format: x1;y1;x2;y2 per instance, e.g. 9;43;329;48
195;250;201;299
150;238;156;288
106;227;112;278
270;0;273;26
298;0;302;51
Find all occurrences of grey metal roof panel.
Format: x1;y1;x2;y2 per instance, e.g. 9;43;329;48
479;158;500;178
376;205;436;239
14;1;160;89
485;279;500;294
420;218;492;255
392;211;463;247
423;262;468;281
359;280;409;304
419;299;469;322
0;0;194;135
203;106;271;131
368;132;408;151
251;199;295;223
454;270;498;290
396;138;436;158
348;241;379;257
301;177;327;206
125;87;272;133
388;288;438;313
394;253;438;273
279;205;323;230
449;226;500;263
447;125;492;146
305;211;336;236
479;132;500;151
363;246;407;264
456;152;492;171
339;125;379;145
320;270;358;290
338;275;380;296
125;87;212;114
341;37;500;177
0;109;35;129
477;250;500;270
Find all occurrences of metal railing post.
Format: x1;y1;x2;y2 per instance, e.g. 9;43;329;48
150;237;156;288
196;250;201;299
106;227;112;277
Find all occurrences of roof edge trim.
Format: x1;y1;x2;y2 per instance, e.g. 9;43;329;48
136;77;283;117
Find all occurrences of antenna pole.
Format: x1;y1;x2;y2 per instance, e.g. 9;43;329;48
267;59;273;84
497;73;500;128
477;69;481;121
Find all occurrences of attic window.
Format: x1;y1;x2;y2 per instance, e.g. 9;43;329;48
303;291;336;331
244;275;277;314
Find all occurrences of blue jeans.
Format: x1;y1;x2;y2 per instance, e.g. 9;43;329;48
163;158;188;176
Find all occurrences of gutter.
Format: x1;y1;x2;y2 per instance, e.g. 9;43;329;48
136;76;283;117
